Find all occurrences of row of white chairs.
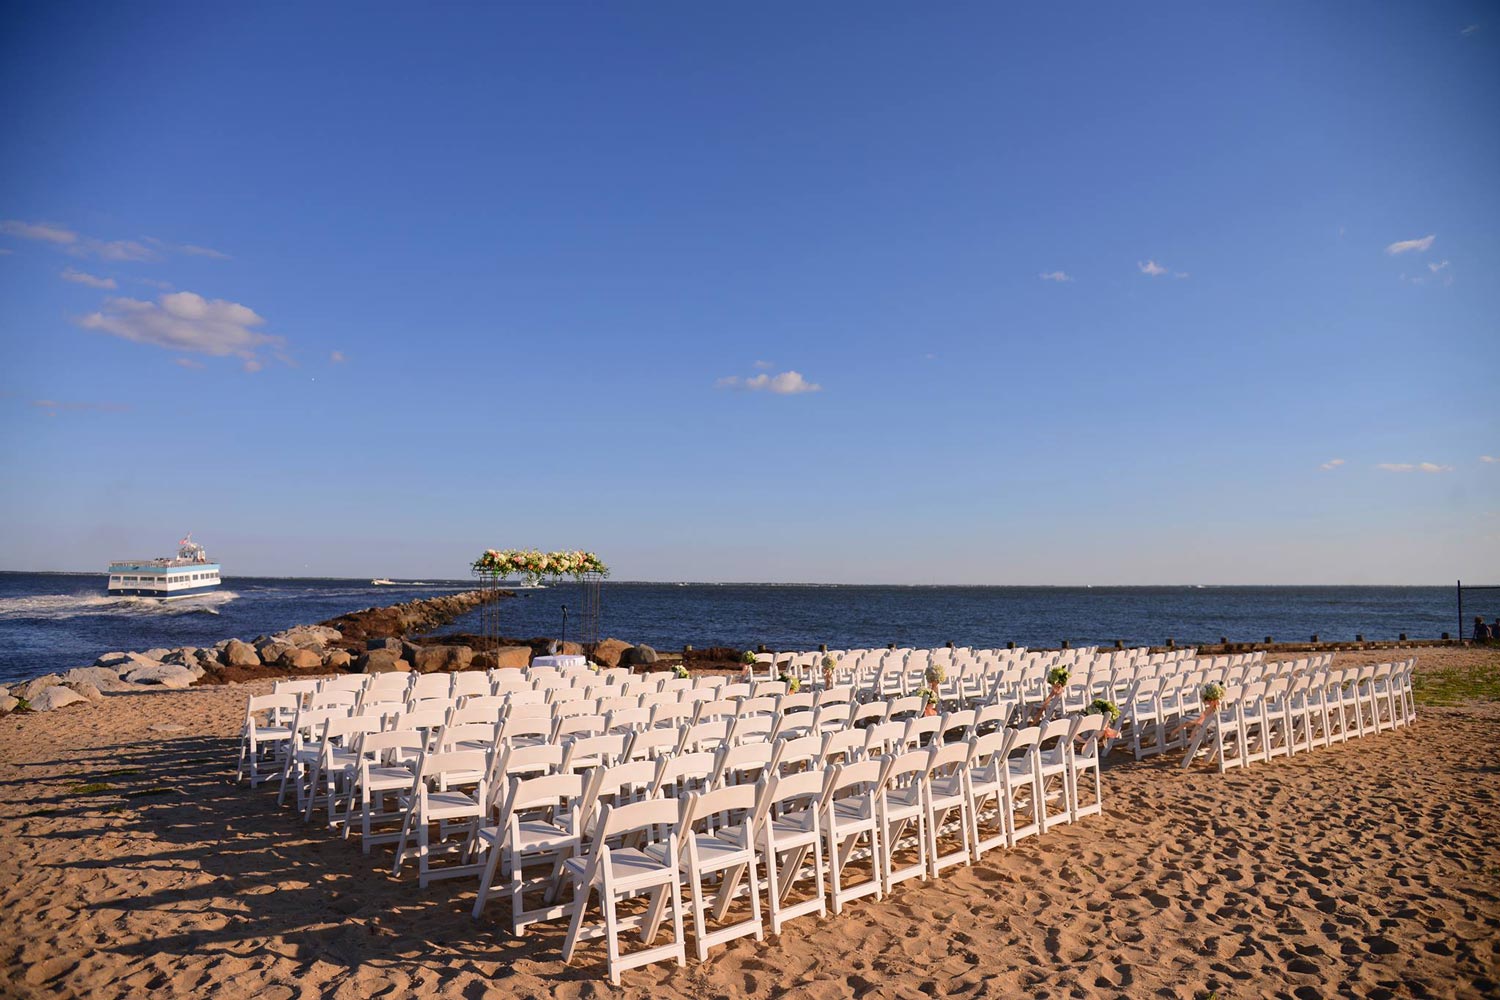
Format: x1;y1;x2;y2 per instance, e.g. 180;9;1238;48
250;700;1107;984
1182;659;1416;772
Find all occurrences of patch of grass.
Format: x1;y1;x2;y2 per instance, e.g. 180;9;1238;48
123;786;173;798
1413;661;1500;706
67;782;113;796
98;768;146;778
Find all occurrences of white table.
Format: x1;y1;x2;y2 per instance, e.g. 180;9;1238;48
532;654;588;670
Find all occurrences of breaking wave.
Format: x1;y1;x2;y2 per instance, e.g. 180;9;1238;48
0;590;239;621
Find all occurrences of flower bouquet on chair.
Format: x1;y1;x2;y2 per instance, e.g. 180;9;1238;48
918;686;939;717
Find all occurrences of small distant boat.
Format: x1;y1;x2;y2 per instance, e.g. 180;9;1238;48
107;533;221;601
371;578;397;586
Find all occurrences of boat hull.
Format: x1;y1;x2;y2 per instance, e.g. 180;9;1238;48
108;584;222;601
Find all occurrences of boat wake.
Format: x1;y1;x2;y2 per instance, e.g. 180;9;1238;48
0;590;239;621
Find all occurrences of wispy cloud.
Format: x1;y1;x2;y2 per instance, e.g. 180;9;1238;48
752;359;774;370
1039;271;1072;283
60;267;116;290
1137;260;1168;277
174;358;206;370
1385;234;1435;255
1320;458;1346;471
716;370;822;395
1427;260;1450;273
1376;462;1453;473
139;277;173;290
78;290;283;370
1;220;77;246
2;218;227;262
29;398;130;417
329;350;347;363
1461;24;1480;35
1482;455;1498;464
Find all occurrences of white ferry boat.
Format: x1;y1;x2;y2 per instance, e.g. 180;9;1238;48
107;534;222;600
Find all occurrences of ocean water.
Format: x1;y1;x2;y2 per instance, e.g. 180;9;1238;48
0;571;1468;686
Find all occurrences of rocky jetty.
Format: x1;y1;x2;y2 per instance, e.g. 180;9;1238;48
317;590;496;647
0;588;681;715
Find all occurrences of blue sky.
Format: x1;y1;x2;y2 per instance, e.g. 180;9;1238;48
1;3;1496;583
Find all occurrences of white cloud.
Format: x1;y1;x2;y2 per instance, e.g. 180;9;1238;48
1;219;77;246
1482;455;1498;464
716;370;822;394
60;268;116;289
1462;24;1480;35
1174;271;1190;279
1039;271;1072;282
174;358;205;370
1320;458;1346;471
330;350;347;363
242;359;264;373
1137;260;1168;277
1376;462;1453;473
2;218;225;262
139;277;173;290
1385;234;1435;255
752;359;774;370
78;290;283;369
1428;260;1450;273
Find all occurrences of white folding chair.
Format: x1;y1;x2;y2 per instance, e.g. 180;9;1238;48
392;749;490;887
472;771;587;933
561;799;687;986
675;784;763;961
822;759;886;915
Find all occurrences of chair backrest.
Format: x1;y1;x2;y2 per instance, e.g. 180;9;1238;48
680;782;757;843
436;720;497;751
652;750;718;798
678;719;733;754
245;693;299;723
819;728;865;766
502;771;587;837
447;700;506;727
450;672;490;699
553;714;608;740
408;673;451;701
497;717;553;744
561;733;630;772
863;721;907;757
711;741;776;788
616;725;673;760
772;735;823;774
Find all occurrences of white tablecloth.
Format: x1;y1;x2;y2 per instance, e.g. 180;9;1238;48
532;654;588;669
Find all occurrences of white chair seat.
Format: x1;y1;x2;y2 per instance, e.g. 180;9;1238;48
426;790;481;818
832;798;875;823
254;727;293;741
514;819;576;852
564;847;672;890
366;765;415;790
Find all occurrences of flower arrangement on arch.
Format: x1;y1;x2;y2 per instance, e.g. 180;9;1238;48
472;549;609;584
1046;666;1071;688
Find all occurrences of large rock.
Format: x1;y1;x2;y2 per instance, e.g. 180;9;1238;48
61;666;135;693
623;644;659;667
62;680;105;703
494;645;532;669
123;664;197;689
470;651;499;671
141;647;173;662
19;675;63;702
30;686;86;711
411;644;474;674
273;625;342;648
367;637;405;652
94;651;131;668
559;640;585;656
0;695;18;714
162;647;199;665
279;647;323;670
222;639;260;667
323;649;353;671
590;638;631;670
256;640;294;664
357;649;412;674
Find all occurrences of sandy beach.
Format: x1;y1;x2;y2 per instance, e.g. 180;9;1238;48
3;646;1497;1000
